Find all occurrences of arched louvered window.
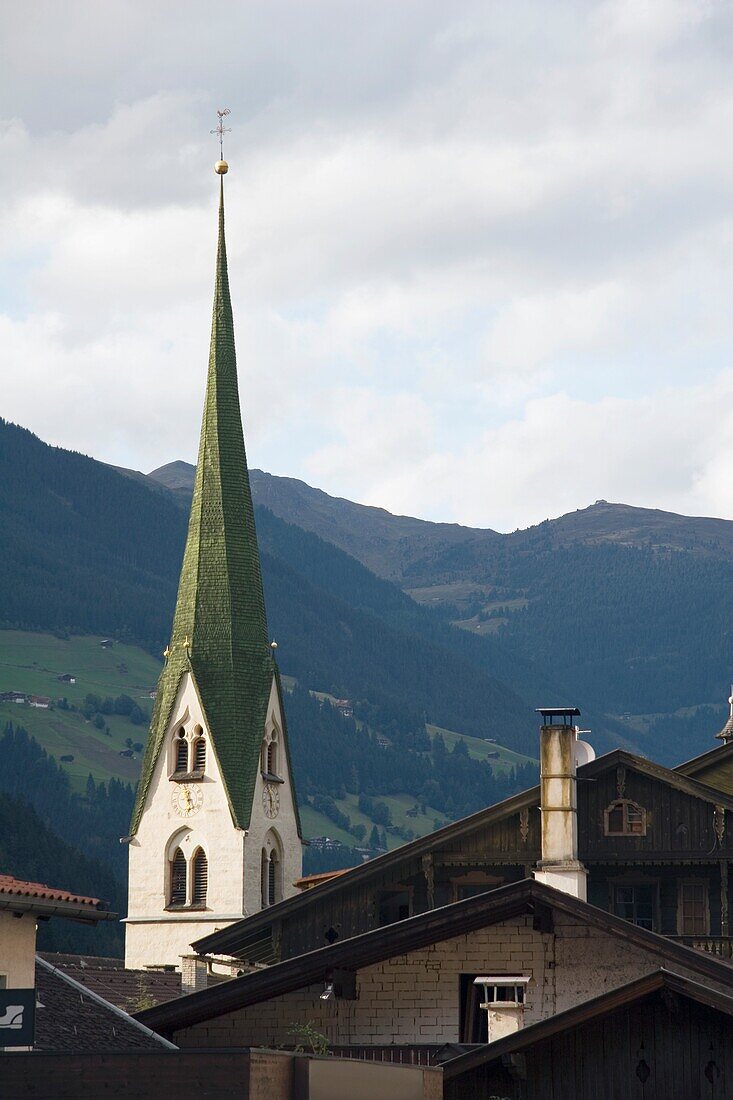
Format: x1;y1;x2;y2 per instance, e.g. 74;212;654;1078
192;849;208;907
261;848;269;908
268;850;279;907
169;848;187;906
266;740;277;777
175;729;188;773
193;737;206;773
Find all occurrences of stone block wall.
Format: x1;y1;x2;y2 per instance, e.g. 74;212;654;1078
174;912;725;1049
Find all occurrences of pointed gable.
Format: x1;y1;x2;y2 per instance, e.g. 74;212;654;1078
131;177;298;835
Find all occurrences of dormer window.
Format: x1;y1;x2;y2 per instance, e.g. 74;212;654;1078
604;799;647;837
175;728;188;774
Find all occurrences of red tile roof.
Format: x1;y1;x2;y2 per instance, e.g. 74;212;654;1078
0;874;103;909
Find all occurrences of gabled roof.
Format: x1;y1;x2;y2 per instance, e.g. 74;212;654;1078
580;747;733;807
675;738;733;779
131;175;298;835
0;874;114;922
140;878;733;1036
193;782;540;956
35;957;176;1052
195;744;733;958
442;969;733;1080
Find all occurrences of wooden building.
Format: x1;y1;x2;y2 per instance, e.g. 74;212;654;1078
193;745;733;966
442;969;733;1100
138;879;733;1059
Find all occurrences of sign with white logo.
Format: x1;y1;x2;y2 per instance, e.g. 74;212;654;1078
0;989;35;1047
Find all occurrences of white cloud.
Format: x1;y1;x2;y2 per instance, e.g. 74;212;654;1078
1;0;733;527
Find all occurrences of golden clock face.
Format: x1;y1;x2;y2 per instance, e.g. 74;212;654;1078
171;784;203;818
263;782;280;819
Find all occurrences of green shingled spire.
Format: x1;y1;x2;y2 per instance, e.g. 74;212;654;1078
131;175;284;834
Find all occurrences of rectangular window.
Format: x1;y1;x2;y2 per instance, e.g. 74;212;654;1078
679;882;709;936
0;975;6;989
377;888;412;926
613;884;655;930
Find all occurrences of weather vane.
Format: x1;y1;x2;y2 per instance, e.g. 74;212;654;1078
211;108;231;159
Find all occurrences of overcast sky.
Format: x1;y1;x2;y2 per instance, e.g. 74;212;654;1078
2;1;733;531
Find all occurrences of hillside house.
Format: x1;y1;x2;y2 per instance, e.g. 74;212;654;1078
28;696;50;709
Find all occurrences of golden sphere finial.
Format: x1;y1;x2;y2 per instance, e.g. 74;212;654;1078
215;159;229;175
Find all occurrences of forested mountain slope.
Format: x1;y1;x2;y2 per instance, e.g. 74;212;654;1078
0;419;537;751
147;458;733;760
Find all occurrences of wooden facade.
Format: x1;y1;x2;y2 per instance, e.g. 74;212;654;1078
196;747;733;966
443;973;733;1100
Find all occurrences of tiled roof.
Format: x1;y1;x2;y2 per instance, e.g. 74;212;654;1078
131;177;300;836
0;874;103;909
39;953;182;1014
34;957;175;1052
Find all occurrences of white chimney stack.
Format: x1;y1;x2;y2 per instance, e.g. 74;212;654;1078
533;708;593;901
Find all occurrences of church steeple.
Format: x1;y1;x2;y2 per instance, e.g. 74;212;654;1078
130;164;287;834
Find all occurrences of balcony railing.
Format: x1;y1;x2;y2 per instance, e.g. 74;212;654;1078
328;1044;481;1066
670;936;733;958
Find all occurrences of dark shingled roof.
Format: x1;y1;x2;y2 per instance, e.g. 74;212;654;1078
130;175;300;836
34;957;175;1052
38;953;182;1014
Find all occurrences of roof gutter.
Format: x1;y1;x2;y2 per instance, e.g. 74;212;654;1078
0;896;117;923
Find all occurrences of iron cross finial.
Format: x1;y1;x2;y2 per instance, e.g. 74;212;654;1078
211;108;232;158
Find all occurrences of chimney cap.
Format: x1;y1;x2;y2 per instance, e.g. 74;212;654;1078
536;707;581;725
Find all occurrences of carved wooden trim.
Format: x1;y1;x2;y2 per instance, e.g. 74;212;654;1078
422;853;435;909
519;808;530;845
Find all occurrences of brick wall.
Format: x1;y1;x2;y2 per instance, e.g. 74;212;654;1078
175;913;725;1049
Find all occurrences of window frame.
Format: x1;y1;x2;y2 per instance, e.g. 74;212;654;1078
169;847;188;908
603;798;648;837
377;885;414;926
191;847;209;909
677;878;710;937
611;880;658;931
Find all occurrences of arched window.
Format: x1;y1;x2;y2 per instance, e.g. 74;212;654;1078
262;727;279;777
175;728;188;773
261;831;283;908
268;850;279;907
604;799;647;837
193;735;206;773
169;848;187;906
266;739;277;777
261;848;269;908
192;848;208;907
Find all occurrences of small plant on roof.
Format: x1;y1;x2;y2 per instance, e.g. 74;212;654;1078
286;1020;329;1056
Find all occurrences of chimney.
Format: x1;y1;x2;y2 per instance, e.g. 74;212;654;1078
533;707;594;901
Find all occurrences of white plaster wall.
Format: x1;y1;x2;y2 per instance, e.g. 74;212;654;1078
126;672;247;969
0;911;36;988
126;671;303;970
244;678;303;913
175;912;729;1049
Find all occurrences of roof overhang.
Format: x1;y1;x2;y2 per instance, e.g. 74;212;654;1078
138;878;733;1036
0;894;116;923
442;968;733;1079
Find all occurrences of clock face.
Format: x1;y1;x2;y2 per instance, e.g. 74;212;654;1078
171;784;203;818
263;782;280;819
